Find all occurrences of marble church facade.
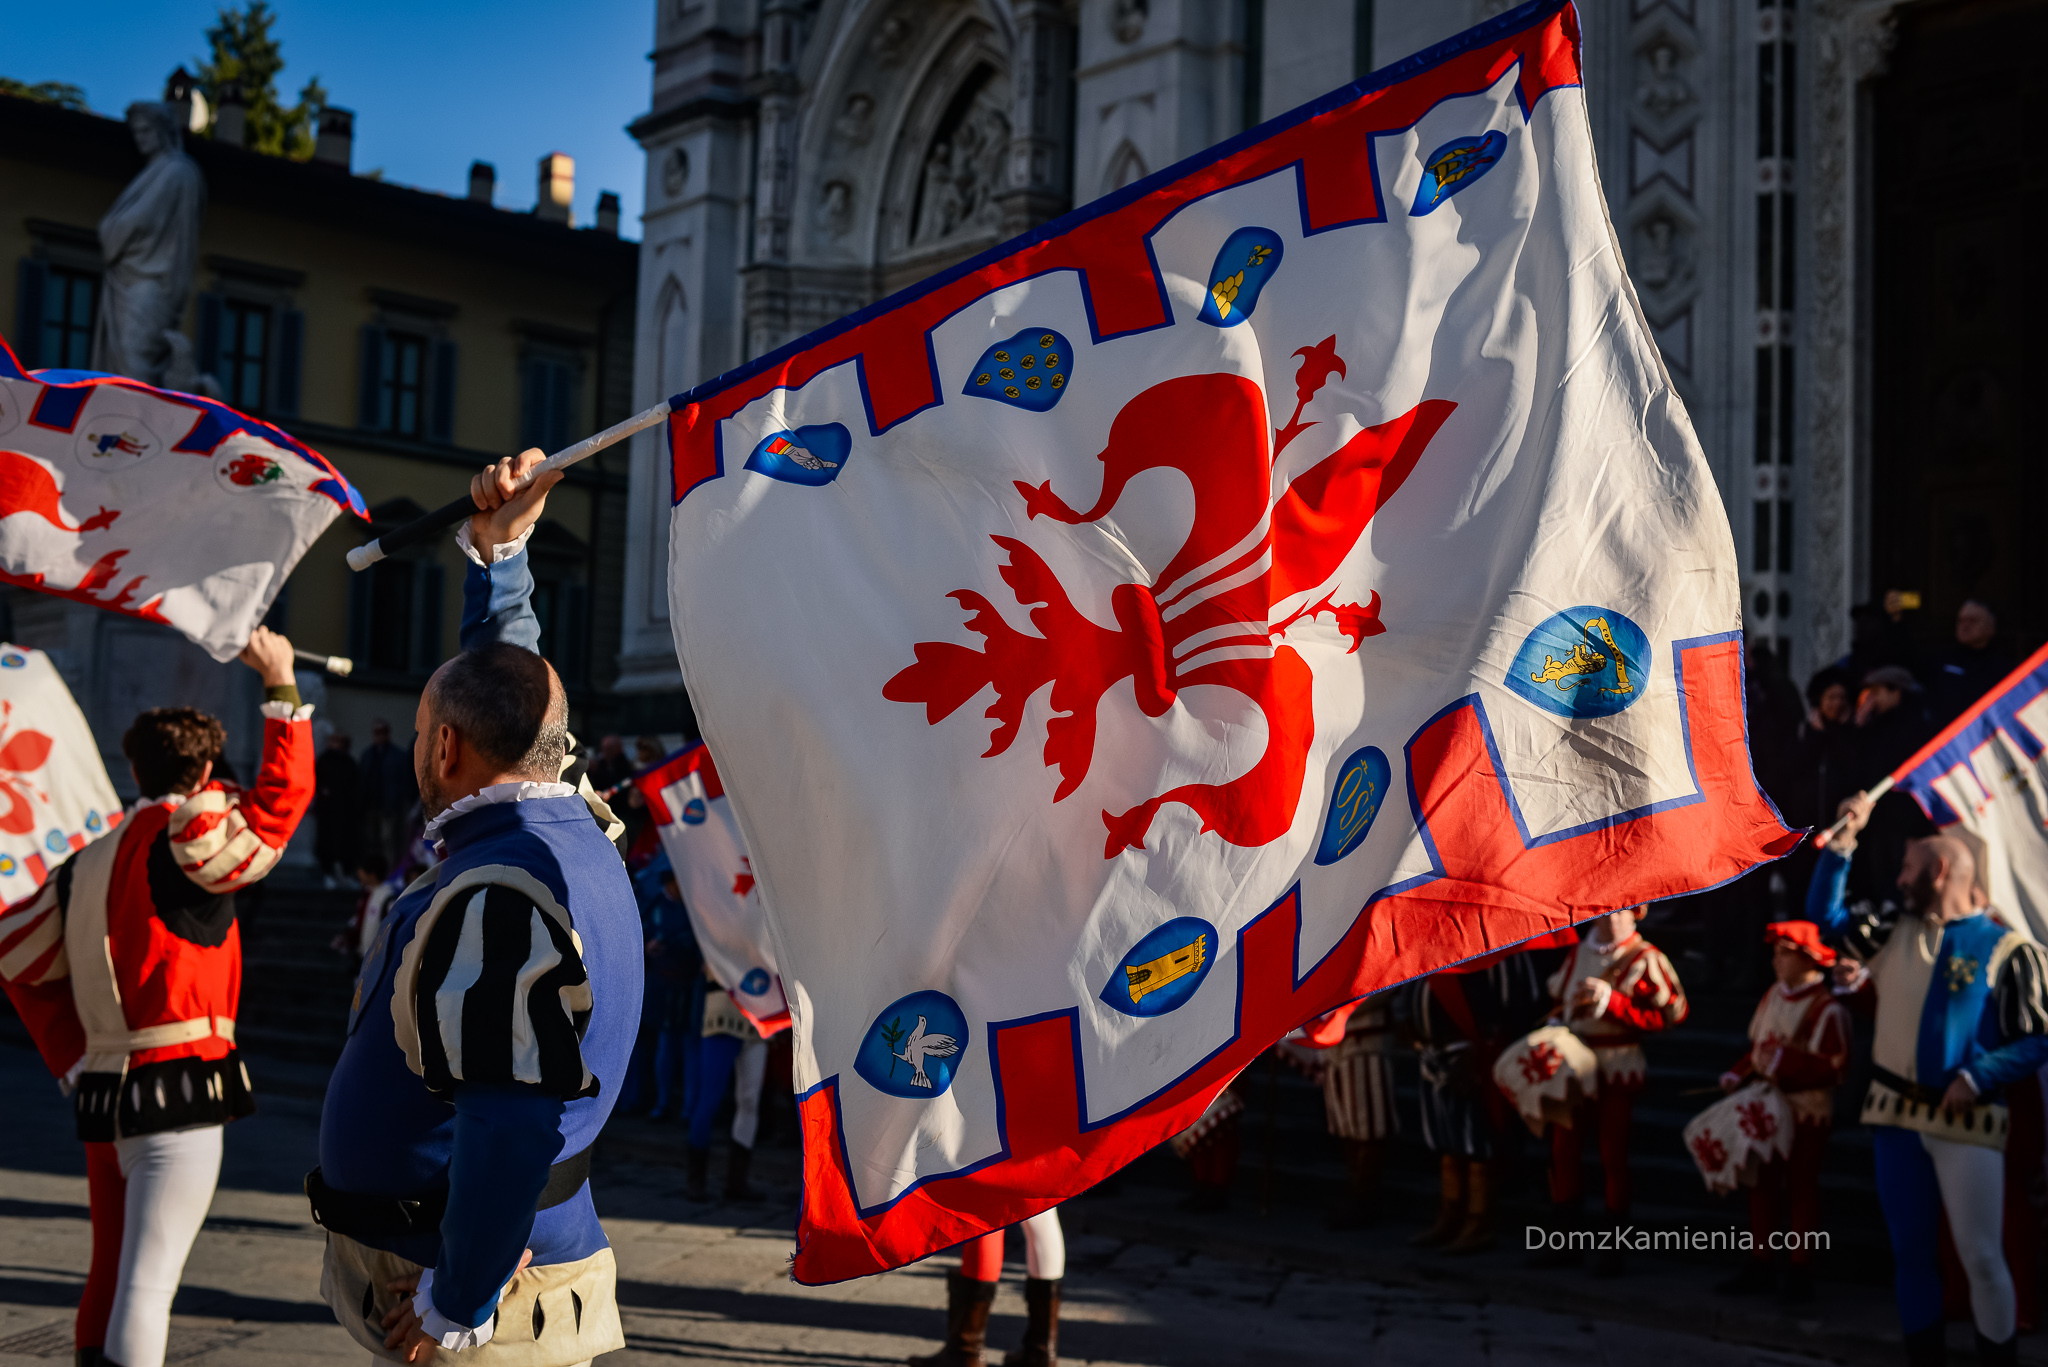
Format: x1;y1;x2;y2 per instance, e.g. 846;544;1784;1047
620;0;2036;700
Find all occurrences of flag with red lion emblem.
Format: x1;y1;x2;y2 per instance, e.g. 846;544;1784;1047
661;0;1797;1282
0;338;363;660
0;643;121;899
634;744;791;1035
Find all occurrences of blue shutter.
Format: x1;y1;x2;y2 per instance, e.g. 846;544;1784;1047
357;325;387;430
197;293;223;380
429;339;456;444
413;562;445;674
273;310;304;417
13;260;46;368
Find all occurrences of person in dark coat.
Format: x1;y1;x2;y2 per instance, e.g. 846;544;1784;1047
312;731;360;885
1928;600;2015;727
355;718;417;871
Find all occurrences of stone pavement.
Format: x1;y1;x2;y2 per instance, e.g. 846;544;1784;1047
0;1040;2022;1366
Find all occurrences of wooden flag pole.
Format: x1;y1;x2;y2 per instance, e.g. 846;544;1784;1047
293;648;353;677
345;401;673;571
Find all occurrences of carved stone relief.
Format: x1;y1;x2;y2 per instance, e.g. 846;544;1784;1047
661;146;689;197
1112;0;1148;44
818;179;854;238
834;92;876;145
912;76;1010;246
1634;38;1695;122
1632;210;1696;296
871;10;920;64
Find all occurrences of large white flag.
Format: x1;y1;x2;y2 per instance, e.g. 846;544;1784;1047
634;744;791;1035
661;0;1795;1281
0;643;122;898
0;339;363;661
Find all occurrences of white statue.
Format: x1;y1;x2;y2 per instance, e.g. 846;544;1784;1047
93;102;206;386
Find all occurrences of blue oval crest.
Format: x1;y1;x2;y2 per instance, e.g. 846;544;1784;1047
0;855;17;875
84;810;102;833
1412;131;1508;216
1505;607;1651;720
44;830;66;854
855;990;969;1099
0;653;25;668
738;967;771;996
745;422;851;487
680;797;707;825
1314;746;1390;866
964;328;1072;412
1197;227;1283;327
1100;917;1217;1018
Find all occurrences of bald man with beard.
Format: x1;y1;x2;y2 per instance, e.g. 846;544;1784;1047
1813;804;2048;1367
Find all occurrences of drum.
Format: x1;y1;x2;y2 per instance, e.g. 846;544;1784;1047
1491;1024;1599;1134
1681;1080;1794;1193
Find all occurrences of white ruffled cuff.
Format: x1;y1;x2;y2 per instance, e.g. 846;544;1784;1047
413;1269;496;1352
258;701;315;722
455;521;535;566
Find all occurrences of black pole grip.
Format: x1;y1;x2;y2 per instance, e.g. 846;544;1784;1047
377;492;478;559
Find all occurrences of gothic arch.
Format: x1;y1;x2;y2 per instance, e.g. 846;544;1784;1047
873;13;1013;282
653;275;691;398
1104;139;1148;195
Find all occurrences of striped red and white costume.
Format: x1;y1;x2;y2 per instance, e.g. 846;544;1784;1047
1544;925;1687;1220
0;696;312;1366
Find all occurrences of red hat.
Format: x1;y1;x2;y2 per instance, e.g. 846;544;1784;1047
1765;920;1836;967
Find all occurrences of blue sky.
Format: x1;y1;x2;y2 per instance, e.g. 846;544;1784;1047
8;1;653;238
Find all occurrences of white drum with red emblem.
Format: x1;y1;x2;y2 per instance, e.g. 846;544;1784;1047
1682;1080;1794;1194
1492;1025;1600;1134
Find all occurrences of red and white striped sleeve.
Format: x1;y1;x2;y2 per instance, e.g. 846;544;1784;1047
170;701;317;894
0;875;85;1078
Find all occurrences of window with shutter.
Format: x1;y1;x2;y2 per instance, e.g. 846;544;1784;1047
273;311;304;417
38;266;99;371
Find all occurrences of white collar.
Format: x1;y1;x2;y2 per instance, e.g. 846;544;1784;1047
423;780;576;844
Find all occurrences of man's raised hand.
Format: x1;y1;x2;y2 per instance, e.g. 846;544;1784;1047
469;448;565;552
237;625;296;688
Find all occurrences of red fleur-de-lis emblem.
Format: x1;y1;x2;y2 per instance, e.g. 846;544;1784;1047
0;701;53;835
732;855;755;898
1518;1040;1563;1084
1736;1099;1778;1142
1691;1131;1729;1172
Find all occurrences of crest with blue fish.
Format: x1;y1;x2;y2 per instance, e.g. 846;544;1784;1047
964;328;1072;412
746;423;852;487
856;990;969;1099
1505;606;1650;720
1412;131;1508;216
1100;917;1217;1018
1198;227;1284;327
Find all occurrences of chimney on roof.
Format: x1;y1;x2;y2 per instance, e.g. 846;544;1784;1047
536;152;574;225
595;190;620;235
469;160;496;203
213;80;247;147
314;106;354;170
163;67;206;134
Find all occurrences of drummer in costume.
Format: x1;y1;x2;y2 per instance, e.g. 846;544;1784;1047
1715;921;1851;1302
1814;799;2048;1367
1537;906;1686;1271
310;449;639;1365
0;627;315;1367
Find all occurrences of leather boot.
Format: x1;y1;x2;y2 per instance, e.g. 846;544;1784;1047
724;1143;759;1202
1327;1138;1383;1230
908;1269;998;1367
1975;1330;2018;1367
1446;1159;1496;1254
1410;1154;1465;1247
1001;1276;1060;1367
683;1143;710;1203
1902;1323;1946;1366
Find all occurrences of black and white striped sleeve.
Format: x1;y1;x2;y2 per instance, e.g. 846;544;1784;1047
400;878;597;1100
1998;941;2048;1040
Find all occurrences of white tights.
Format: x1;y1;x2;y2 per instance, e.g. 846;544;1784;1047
1924;1132;2016;1342
107;1125;222;1367
1021;1208;1065;1281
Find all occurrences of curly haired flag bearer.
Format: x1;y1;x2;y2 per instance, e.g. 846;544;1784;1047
1532;907;1686;1273
311;450;638;1366
1814;800;2048;1367
0;626;315;1367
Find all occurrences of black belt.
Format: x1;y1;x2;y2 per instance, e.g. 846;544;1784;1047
304;1147;592;1240
1872;1064;1960;1108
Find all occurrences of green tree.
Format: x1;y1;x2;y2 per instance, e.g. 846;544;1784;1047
194;2;328;159
0;78;88;110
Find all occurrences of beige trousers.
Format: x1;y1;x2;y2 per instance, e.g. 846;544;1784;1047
320;1229;624;1366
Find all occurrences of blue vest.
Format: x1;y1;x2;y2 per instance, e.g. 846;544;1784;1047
317;794;641;1267
1918;912;2017;1093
